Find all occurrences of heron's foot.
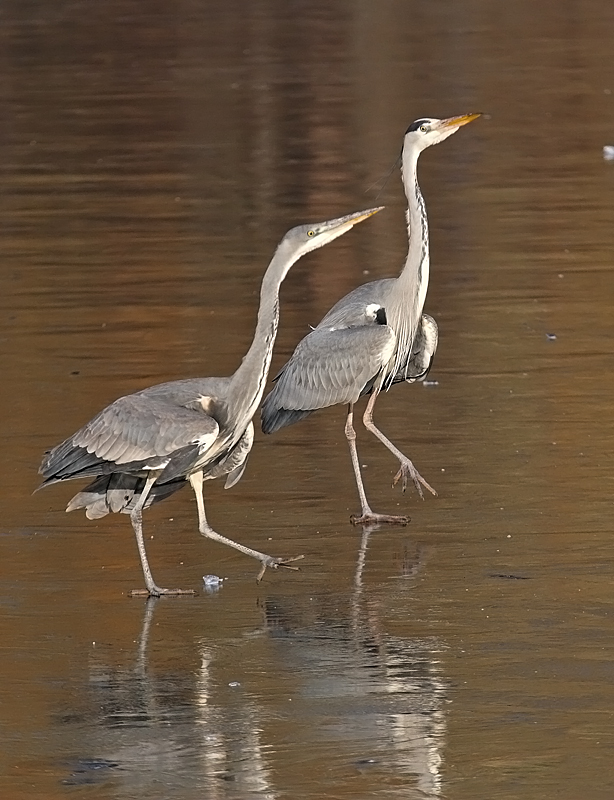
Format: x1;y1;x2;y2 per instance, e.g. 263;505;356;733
129;587;197;598
256;554;305;583
350;511;410;526
392;460;437;499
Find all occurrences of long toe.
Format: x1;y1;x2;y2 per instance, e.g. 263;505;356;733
350;512;410;526
392;463;437;498
256;554;305;583
392;464;412;495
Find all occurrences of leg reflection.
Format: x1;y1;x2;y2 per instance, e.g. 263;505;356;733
259;528;446;798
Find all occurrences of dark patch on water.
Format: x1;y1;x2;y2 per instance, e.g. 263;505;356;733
61;757;121;786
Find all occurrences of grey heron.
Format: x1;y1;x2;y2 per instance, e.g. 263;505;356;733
38;206;383;596
262;113;480;525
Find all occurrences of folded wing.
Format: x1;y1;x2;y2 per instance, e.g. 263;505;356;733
39;394;220;484
262;324;396;433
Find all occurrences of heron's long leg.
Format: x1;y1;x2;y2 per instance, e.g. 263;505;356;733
362;390;437;499
345;404;371;515
129;471;196;598
189;471;303;582
345;404;409;527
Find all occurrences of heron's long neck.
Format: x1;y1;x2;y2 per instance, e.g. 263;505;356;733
384;145;430;383
227;244;294;424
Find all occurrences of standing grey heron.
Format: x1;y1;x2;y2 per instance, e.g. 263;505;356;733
38;206;383;596
262;113;480;525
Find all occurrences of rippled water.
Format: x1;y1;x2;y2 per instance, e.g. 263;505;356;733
2;1;614;798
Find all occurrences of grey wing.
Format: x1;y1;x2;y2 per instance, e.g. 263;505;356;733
262;325;396;433
40;394;219;483
398;313;438;383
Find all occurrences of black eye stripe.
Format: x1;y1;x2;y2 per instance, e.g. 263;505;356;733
405;118;431;134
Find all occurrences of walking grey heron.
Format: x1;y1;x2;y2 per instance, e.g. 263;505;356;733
38;206;383;596
262;113;480;525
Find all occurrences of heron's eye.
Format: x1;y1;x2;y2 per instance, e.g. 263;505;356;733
420;124;429;133
307;230;315;237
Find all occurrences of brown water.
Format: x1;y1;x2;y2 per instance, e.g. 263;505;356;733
2;1;614;798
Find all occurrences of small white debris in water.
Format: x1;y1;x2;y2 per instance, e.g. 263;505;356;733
228;681;240;687
423;380;439;387
603;145;614;161
507;534;512;538
202;574;225;592
546;333;557;340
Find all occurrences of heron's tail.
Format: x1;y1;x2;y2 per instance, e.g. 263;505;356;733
64;474;186;519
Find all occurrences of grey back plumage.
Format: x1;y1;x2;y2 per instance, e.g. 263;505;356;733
40;391;220;483
39;377;237;517
261;278;438;434
261;302;396;434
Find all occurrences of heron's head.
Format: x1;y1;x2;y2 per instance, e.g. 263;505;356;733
403;113;481;153
283;206;384;260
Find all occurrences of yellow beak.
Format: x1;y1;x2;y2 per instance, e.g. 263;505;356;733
440;112;482;129
346;206;385;226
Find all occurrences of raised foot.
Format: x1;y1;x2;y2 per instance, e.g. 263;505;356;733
256;554;305;583
129;587;197;598
350;511;410;526
392;460;437;499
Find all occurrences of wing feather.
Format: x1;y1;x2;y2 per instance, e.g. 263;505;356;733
262;325;395;432
41;394;219;482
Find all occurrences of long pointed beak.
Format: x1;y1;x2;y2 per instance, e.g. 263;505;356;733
345;206;385;226
440;112;482;129
326;205;385;233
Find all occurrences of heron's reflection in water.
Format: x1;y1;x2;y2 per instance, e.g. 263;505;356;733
85;598;277;799
79;531;446;798
259;523;446;798
194;643;277;799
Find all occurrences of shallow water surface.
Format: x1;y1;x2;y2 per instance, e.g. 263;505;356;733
2;1;614;799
